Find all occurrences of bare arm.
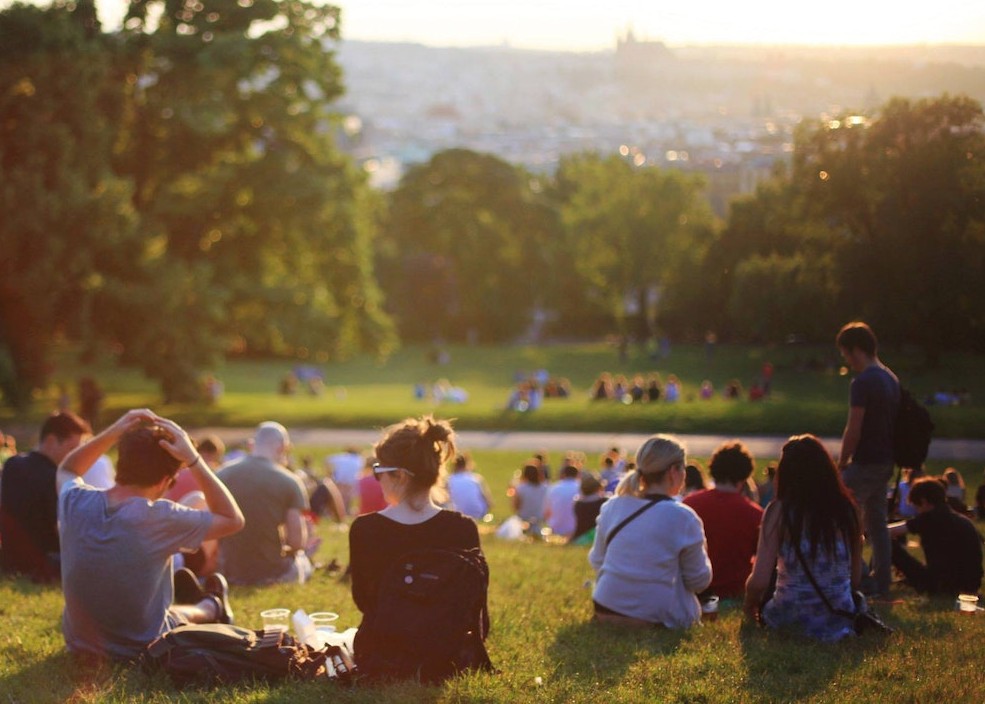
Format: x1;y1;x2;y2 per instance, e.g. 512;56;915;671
155;418;244;541
57;409;157;492
284;508;307;552
745;502;782;622
838;406;865;469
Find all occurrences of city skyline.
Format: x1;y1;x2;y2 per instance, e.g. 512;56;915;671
47;0;985;50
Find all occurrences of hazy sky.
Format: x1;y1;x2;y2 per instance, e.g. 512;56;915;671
73;0;985;50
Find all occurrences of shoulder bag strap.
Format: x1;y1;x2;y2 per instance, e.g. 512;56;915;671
791;537;856;619
604;495;671;548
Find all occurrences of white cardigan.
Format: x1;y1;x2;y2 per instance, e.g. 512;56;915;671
589;495;712;628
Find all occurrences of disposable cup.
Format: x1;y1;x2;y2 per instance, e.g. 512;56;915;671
957;594;979;615
310;611;339;633
261;608;291;631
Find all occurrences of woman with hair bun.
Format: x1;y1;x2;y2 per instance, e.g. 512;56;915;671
588;434;712;628
349;416;488;673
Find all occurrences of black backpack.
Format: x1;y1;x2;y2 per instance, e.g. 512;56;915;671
141;623;354;686
356;547;493;683
893;387;934;469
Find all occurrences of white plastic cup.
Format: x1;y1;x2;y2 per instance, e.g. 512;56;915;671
261;608;291;632
957;594;979;615
310;611;339;634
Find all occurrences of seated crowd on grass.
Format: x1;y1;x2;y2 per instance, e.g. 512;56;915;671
0;322;983;682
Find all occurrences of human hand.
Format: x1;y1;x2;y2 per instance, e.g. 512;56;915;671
108;408;160;437
153;417;199;466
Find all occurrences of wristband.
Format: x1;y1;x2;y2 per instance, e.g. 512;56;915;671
182;454;203;469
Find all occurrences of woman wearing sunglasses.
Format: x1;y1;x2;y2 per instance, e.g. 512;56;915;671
348;415;488;678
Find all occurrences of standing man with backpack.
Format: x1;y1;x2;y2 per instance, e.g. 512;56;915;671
836;321;900;599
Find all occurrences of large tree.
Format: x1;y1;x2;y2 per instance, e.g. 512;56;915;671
0;0;394;407
380;149;558;342
555;153;714;341
0;3;138;407
794;95;985;361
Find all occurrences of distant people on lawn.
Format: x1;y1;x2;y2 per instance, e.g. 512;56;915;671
1;412;90;582
446;453;493;520
356;456;388;515
510;462;548;530
348;415;490;680
545;461;581;539
745;435;862;642
569;472;607;545
683;441;764;599
942;467;969;514
326;446;363;517
217;422;313;585
836;321;900;598
889;476;983;596
57;410;242;660
681;462;707;498
589;434;712;628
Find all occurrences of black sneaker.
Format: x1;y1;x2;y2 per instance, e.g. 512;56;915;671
173;567;206;605
204;573;234;625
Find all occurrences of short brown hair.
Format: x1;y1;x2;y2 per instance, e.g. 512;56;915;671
39;412;90;443
836;322;878;357
116;426;182;488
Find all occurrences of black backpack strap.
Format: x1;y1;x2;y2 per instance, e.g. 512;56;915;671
605;495;671;549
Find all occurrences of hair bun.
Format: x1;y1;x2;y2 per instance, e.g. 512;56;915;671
421;417;452;445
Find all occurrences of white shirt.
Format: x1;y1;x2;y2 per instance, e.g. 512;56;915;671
327;452;362;486
589;495;711;628
81;455;115;489
546;478;581;537
447;471;489;519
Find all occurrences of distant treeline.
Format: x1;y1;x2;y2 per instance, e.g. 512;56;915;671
2;0;983;407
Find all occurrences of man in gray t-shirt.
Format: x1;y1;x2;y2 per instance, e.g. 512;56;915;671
217;422;311;585
57;411;245;660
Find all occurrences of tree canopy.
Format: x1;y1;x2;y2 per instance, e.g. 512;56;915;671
0;0;394;407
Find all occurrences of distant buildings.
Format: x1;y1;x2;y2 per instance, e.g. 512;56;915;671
332;39;985;214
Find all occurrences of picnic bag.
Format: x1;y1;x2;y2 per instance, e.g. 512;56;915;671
142;623;355;686
356;547;493;683
893;387;934;469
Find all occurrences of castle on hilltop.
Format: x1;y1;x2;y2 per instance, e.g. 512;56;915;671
615;27;673;64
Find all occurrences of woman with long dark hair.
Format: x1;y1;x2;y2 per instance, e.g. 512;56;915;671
744;434;862;641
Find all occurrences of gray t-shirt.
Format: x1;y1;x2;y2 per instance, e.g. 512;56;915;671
217;456;308;584
58;477;212;659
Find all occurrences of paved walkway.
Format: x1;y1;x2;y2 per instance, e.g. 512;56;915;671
195;427;985;462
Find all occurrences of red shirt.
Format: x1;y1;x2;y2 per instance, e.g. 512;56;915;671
358;475;388;514
683;489;763;598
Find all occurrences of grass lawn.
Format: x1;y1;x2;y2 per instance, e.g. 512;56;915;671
3;517;984;704
3;342;984;440
2;444;984;703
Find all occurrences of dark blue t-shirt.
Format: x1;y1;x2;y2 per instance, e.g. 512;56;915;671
849;364;900;464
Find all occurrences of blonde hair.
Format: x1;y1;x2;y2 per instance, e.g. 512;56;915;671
615;434;687;497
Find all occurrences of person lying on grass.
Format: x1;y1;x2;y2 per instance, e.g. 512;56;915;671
56;409;244;660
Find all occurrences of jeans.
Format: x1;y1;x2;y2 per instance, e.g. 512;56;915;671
842;462;895;595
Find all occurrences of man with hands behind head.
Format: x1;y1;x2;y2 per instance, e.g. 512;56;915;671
57;409;245;661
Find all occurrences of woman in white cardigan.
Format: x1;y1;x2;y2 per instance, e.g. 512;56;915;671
589;434;712;628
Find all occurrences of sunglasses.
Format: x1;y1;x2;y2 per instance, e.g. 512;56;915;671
372;463;414;481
